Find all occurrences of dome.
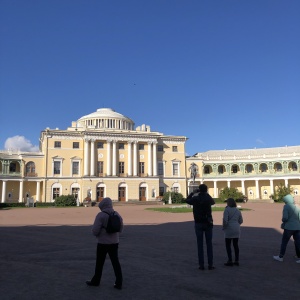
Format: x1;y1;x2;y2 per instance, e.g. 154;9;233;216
77;108;135;130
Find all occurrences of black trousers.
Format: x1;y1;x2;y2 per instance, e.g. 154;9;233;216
91;243;123;286
225;238;239;262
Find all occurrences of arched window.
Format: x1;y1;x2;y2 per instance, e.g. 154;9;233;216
231;164;239;174
204;165;212;174
289;162;297;171
274;163;282;172
245;164;253;173
26;162;36;176
218;165;225;174
259;163;268;173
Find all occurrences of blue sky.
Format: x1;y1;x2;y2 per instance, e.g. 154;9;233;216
1;0;299;156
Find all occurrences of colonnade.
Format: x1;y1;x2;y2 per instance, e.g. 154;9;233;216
193;177;295;199
1;180;41;203
83;139;158;177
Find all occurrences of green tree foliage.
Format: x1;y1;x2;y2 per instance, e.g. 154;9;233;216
54;195;77;207
270;184;293;202
162;192;184;204
219;187;244;202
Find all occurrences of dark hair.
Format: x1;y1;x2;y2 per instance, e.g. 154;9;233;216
199;184;208;193
226;198;237;207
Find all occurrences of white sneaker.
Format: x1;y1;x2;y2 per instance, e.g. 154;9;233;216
273;255;283;262
296;260;300;264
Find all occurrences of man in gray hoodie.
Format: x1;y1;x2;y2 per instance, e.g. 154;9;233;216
86;197;123;289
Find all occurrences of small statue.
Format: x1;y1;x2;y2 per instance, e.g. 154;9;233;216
189;163;198;183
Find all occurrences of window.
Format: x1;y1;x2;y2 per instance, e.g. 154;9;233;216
139;162;145;174
158;162;164;175
274;163;282;172
97;161;104;175
73;142;79;149
53;188;60;199
172;146;178;152
246;164;253;173
119;162;125;174
157;145;164;152
173;187;179;193
204;166;210;174
9;162;16;172
72;161;79;175
139;144;144;150
54;161;61;175
218;165;224;174
290;162;297;171
72;188;79;200
173;163;179;176
97;142;104;149
232;165;238;173
260;163;267;172
26;162;36;176
54;141;61;148
119;143;125;150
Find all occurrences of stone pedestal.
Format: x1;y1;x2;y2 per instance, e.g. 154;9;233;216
188;183;199;195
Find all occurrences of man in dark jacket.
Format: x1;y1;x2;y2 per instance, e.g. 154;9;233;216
186;184;215;270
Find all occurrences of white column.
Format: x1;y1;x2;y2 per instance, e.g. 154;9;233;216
285;179;288;187
227;180;231;188
270;179;274;194
241;180;245;195
36;181;41;202
84;139;89;176
112;141;117;176
152;142;157;176
133;142;137;176
19;180;24;203
90;140;95;176
255;180;259;199
107;140;111;176
213;181;217;198
148;142;152;176
2;180;7;203
128;142;132;176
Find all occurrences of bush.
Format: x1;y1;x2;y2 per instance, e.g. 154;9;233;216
0;203;26;208
219;187;245;202
162;192;184;204
54;195;77;207
35;202;55;207
270;184;293;202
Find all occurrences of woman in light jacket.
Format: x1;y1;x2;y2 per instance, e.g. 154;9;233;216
223;198;243;266
273;194;300;263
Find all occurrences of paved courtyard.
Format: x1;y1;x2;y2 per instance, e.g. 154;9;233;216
0;202;299;300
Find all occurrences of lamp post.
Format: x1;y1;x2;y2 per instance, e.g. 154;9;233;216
168;187;173;204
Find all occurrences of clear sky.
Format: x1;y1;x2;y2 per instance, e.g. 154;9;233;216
1;0;299;156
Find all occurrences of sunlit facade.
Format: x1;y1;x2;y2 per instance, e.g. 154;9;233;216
0;108;187;203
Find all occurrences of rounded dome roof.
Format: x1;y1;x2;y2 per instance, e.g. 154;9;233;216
78;108;134;122
77;108;135;130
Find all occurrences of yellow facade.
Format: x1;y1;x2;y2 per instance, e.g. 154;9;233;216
1;108;300;204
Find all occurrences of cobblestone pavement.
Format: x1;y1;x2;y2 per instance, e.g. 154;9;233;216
1;202;299;300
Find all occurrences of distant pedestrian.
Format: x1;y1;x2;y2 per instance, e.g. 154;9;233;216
86;197;123;289
186;184;215;270
273;195;300;263
222;198;243;266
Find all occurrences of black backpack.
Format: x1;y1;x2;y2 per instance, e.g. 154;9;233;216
103;211;122;233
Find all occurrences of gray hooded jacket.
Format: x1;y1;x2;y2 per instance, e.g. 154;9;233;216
282;195;300;230
92;197;124;244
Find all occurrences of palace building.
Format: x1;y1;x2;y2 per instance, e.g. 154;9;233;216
0;108;187;203
0;108;299;204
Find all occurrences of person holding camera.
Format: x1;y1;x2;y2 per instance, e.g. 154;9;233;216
186;184;215;270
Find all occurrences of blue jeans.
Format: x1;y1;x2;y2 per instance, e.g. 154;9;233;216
280;230;300;257
194;223;213;267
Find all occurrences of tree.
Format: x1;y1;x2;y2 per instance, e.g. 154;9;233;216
270;184;293;202
219;187;244;202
